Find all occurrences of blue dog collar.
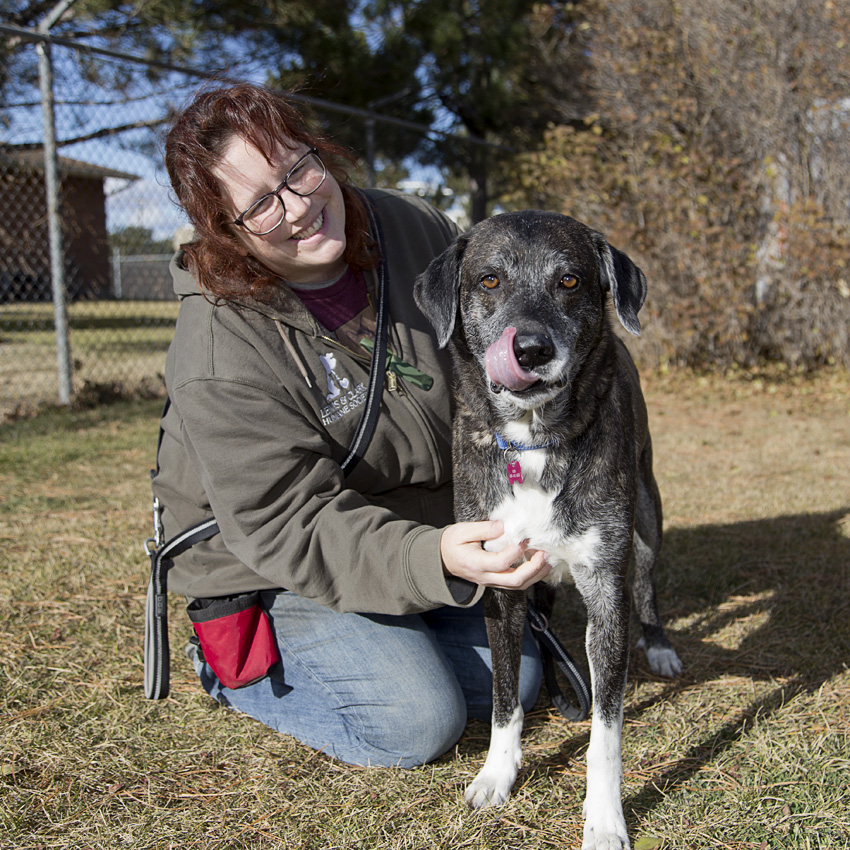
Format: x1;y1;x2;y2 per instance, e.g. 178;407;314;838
495;433;553;486
495;433;554;452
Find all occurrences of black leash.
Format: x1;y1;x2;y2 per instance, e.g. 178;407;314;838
338;192;389;473
526;597;592;722
144;517;221;700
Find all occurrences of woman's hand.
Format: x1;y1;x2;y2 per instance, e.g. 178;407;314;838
440;520;550;591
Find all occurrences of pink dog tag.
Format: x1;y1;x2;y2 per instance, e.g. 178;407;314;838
506;460;524;485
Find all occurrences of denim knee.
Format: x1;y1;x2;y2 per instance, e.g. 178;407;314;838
187;639;469;769
335;672;469;768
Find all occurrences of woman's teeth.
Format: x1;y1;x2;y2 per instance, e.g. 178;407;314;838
291;211;323;240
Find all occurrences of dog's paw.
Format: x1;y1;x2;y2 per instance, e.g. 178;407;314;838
637;637;683;678
582;769;630;848
581;810;630;850
464;768;516;809
581;829;630;850
581;788;631;850
464;707;524;809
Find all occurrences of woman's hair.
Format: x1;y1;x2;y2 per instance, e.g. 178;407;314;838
164;83;379;302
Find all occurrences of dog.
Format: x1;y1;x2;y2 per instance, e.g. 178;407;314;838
414;211;682;850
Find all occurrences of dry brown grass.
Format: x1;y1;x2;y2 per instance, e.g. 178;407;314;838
1;370;848;849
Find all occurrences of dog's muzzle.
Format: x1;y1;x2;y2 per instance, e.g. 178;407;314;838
514;332;555;370
486;327;554;392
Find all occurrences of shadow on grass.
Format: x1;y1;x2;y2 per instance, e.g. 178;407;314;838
521;508;850;820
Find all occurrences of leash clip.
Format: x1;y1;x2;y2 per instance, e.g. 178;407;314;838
528;608;549;632
145;497;164;555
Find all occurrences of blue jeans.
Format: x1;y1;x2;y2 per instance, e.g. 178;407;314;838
187;591;542;768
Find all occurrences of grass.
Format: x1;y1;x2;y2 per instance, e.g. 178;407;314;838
0;301;179;418
1;370;849;849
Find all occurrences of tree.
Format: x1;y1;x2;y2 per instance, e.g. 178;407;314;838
262;1;434;187
513;0;850;370
260;0;592;221
362;0;592;221
109;225;172;255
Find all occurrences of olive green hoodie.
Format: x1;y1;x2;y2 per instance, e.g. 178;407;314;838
152;189;482;615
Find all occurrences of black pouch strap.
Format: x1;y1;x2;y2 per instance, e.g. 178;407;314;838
526;597;592;722
144;517;220;700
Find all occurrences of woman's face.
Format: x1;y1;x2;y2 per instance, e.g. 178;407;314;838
213;134;347;285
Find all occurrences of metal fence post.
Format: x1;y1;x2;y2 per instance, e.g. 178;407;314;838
112;247;123;298
37;38;73;406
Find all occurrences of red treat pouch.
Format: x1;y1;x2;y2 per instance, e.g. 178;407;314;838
186;592;280;689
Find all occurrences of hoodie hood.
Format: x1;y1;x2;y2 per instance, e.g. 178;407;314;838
168;250;321;336
169;251;202;299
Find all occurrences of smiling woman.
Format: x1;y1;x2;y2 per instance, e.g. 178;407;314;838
231;147;327;235
164;84;378;302
149;82;549;771
212;136;347;284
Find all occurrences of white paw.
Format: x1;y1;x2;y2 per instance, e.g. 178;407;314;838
637;638;682;678
464;766;517;809
581;827;631;850
582;803;630;850
464;707;523;809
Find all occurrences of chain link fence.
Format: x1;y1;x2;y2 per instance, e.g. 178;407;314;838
0;27;484;420
0;35;206;419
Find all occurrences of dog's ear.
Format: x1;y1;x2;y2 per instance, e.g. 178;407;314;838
593;233;647;336
414;233;469;348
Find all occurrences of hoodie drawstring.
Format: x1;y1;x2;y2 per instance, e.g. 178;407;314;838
275;319;313;389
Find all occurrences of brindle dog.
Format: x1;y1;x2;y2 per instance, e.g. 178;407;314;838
415;211;682;850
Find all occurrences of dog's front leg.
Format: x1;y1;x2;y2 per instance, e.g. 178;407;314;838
465;587;527;808
575;569;631;850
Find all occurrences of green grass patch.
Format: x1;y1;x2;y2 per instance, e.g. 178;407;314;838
1;374;849;849
0;301;179;418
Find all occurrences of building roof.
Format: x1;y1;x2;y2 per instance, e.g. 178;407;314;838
0;146;140;182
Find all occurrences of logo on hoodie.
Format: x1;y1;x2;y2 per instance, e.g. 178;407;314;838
320;352;349;400
319;352;367;426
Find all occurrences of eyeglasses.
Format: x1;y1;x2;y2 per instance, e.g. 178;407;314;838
232;148;327;235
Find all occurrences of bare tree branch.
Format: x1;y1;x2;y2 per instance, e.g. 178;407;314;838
55;116;170;145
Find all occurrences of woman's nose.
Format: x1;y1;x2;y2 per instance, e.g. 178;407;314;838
283;190;311;222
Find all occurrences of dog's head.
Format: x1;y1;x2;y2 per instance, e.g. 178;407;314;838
414;211;647;411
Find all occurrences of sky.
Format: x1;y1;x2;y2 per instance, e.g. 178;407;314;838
3;30;466;241
3;37;262;241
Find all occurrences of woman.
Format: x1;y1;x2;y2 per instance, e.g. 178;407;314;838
154;83;550;768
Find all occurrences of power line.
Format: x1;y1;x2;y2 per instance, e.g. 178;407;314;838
0;23;510;151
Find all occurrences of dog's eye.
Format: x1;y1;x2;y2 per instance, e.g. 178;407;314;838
560;274;579;290
480;275;500;290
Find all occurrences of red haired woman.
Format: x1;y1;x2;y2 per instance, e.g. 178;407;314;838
153;83;548;766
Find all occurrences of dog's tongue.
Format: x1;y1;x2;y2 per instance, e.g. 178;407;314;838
485;327;540;392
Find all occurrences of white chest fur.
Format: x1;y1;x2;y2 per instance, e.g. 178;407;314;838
484;422;601;581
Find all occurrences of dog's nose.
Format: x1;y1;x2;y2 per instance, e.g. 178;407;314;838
514;333;555;370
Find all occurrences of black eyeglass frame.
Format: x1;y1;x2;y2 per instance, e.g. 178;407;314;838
231;147;327;235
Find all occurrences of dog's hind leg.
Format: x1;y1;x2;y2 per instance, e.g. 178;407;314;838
464;588;526;809
632;447;682;678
